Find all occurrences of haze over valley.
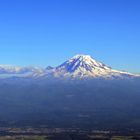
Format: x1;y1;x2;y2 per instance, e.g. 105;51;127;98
0;55;140;132
0;0;140;139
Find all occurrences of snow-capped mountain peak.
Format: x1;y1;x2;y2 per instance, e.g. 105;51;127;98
0;54;139;79
49;54;137;79
67;54;111;71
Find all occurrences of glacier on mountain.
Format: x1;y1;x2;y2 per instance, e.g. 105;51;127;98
45;54;138;79
0;55;139;79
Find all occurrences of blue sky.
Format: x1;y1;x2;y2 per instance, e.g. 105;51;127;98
0;0;140;73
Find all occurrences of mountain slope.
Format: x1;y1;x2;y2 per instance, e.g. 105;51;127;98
0;54;138;79
47;54;137;79
0;65;44;78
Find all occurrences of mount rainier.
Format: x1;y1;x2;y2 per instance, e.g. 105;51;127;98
0;55;140;130
0;54;138;79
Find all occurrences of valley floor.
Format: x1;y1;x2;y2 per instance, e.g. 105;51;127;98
0;127;140;140
0;134;140;140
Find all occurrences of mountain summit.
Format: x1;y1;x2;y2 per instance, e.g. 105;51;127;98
48;54;137;79
0;54;138;79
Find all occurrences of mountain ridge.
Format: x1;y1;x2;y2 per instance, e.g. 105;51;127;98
46;54;138;79
0;54;139;79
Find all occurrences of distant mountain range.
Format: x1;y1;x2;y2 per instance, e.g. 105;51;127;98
0;54;139;79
